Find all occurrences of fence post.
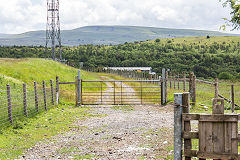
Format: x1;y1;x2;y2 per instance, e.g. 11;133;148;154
23;83;28;117
232;84;235;113
192;75;196;106
50;80;54;105
56;76;59;105
78;70;81;106
34;81;39;113
43;80;48;111
182;92;191;160
169;72;172;89
75;76;78;106
178;73;180;90
162;68;166;104
214;78;219;98
165;71;168;102
174;93;183;160
7;84;13;125
161;79;163;105
173;73;176;89
183;72;186;91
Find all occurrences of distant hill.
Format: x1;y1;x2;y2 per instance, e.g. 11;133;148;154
0;26;239;46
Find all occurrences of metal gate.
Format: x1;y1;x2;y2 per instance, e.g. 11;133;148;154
81;80;162;105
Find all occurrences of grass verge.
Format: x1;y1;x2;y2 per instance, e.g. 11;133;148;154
0;103;96;159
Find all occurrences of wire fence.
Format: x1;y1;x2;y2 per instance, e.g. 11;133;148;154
0;80;56;130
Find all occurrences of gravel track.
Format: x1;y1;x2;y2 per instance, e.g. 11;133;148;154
20;80;174;160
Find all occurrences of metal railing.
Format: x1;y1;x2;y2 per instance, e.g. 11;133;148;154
81;80;161;105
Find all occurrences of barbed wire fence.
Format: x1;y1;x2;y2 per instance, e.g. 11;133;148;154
0;80;57;130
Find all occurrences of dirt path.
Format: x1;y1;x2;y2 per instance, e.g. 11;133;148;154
20;79;174;160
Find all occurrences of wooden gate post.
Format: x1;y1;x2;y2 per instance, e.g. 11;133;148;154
34;81;39;113
56;76;59;105
182;93;191;160
165;71;168;102
77;70;81;106
23;83;28;117
7;84;13;125
162;68;166;104
174;93;183;160
75;76;78;106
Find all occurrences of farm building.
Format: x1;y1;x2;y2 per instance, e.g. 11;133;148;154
103;67;155;74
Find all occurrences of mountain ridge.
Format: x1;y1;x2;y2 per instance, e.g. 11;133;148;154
0;25;239;46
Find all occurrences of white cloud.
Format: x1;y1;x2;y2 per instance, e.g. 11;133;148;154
0;0;239;34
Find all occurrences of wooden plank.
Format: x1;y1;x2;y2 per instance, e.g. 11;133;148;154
182;113;200;121
199;122;206;152
197;152;238;159
183;131;199;139
224;122;232;153
205;122;213;153
213;122;224;153
199;114;238;122
231;122;238;154
23;83;28;117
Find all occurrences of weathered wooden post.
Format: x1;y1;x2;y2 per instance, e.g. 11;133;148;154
34;81;39;113
173;73;176;89
192;75;196;106
174;93;183;160
77;70;81;106
165;71;168;102
162;68;166;104
23;83;28;117
178;73;180;90
43;80;48;111
169;72;172;89
231;84;235;113
50;80;54;105
75;76;78;106
214;78;219;98
182;93;191;160
183;72;186;91
56;76;59;105
189;72;196;106
7;84;13;125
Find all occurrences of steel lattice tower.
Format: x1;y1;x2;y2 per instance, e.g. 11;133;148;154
46;0;62;61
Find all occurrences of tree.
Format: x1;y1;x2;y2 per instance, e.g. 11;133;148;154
220;0;240;30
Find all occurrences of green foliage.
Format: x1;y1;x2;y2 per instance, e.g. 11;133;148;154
220;0;240;30
155;38;160;42
218;72;233;79
0;37;240;79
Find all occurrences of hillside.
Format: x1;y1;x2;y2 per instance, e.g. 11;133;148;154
0;58;99;84
0;26;239;46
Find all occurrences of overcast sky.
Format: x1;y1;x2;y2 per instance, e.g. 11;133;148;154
0;0;239;34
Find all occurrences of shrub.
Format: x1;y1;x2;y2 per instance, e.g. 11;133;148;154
155;38;160;43
218;72;233;80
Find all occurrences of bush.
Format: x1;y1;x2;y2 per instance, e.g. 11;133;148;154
218;72;233;80
155;38;160;43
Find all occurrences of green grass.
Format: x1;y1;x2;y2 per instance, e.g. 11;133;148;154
111;105;135;111
0;104;97;159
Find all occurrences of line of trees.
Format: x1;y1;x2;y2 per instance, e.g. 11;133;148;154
0;37;240;79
